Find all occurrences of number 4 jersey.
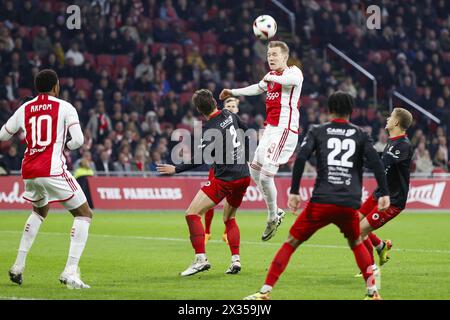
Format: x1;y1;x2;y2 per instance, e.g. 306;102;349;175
1;94;81;179
291;119;389;209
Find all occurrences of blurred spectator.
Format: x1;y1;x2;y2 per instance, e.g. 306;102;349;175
113;152;132;173
0;75;18;101
134;56;154;81
413;142;434;174
87;102;113;143
2;145;21;171
74;158;95;179
32;27;53;57
65;42;85;67
131;148;147;171
374;129;389;153
95;150;115;175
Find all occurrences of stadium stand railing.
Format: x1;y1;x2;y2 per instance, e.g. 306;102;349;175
391;91;440;124
326;43;378;108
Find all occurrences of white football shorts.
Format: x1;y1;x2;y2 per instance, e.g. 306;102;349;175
23;171;87;210
251;125;299;175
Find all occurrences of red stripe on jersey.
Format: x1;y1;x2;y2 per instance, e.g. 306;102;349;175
63;172;77;192
22;95;60;179
273;129;288;162
287;87;294;132
275;130;289;162
69;177;77;191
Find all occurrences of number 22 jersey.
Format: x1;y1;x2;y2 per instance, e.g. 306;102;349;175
3;94;80;179
291;119;389;209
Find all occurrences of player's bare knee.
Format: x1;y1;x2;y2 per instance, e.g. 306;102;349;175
223;214;236;223
70;202;93;218
286;235;302;248
33;205;49;219
348;237;363;248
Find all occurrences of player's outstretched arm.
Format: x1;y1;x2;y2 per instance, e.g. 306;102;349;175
264;68;303;86
219;83;266;100
157;164;176;175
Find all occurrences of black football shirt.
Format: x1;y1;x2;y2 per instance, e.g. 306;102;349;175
291;119;389;209
373;135;413;210
175;109;250;181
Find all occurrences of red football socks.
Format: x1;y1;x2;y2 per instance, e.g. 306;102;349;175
352;242;375;287
204;209;214;234
363;237;375;265
369;232;382;247
265;242;296;287
225;218;240;255
185;215;205;254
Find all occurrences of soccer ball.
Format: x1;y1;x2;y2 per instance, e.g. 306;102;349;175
253;15;277;40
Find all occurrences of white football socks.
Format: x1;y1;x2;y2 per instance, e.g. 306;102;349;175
260;284;273;294
14;212;44;270
195;253;207;262
375;242;385;252
259;174;279;221
64;217;91;275
250;164;279;222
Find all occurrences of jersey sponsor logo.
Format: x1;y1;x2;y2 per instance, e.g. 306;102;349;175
29;146;47;155
219;115;233;128
326;128;355;136
345;129;356;137
266;92;280;100
407;182;446;207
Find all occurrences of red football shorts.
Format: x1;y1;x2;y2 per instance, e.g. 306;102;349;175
290;202;360;242
359;194;402;230
201;174;250;208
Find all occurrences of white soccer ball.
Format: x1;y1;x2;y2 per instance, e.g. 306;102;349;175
253;15;277;40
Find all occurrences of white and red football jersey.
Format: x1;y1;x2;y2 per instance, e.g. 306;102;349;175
259;65;303;133
3;94;80;179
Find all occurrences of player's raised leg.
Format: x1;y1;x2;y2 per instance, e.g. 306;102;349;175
9;204;48;285
181;190;216;276
250;160;285;241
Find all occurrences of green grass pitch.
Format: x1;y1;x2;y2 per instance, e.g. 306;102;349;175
0;211;449;300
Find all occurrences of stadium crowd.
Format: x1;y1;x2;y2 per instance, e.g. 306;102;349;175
0;0;449;176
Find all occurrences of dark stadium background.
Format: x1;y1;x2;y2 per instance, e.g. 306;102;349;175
0;0;449;178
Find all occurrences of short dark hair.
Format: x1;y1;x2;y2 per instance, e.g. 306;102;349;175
34;69;58;93
328;91;354;117
192;89;216;116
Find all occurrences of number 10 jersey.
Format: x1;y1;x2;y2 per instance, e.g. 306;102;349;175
3;94;80;179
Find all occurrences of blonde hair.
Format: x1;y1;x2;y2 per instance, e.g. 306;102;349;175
268;41;289;56
393;108;413;130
